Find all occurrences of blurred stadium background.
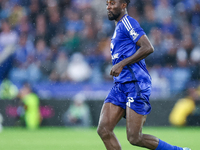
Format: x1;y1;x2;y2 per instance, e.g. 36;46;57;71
0;0;200;149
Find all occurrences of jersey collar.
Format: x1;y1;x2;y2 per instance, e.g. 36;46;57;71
119;14;128;22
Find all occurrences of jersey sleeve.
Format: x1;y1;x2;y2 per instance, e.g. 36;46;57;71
121;16;146;43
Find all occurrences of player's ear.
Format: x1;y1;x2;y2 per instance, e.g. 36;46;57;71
122;2;127;9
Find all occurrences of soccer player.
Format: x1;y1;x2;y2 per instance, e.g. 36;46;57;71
97;0;191;150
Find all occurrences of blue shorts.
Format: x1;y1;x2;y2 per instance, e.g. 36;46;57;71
104;82;151;115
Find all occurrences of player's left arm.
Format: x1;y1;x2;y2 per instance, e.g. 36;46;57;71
110;35;154;77
123;34;154;65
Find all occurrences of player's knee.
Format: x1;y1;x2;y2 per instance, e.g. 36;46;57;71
97;126;112;139
127;133;142;146
97;126;102;136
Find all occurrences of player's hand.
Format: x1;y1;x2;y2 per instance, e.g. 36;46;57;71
110;62;124;77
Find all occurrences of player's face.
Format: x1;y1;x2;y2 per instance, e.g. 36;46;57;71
106;0;123;21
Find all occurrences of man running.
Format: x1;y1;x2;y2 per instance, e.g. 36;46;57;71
97;0;191;150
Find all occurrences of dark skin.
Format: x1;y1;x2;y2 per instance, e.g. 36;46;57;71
110;35;154;77
97;0;159;149
107;0;154;77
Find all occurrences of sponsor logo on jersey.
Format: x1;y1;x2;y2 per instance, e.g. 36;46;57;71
122;16;139;41
111;53;119;60
130;28;139;40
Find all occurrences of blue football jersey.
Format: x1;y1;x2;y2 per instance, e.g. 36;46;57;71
110;15;152;85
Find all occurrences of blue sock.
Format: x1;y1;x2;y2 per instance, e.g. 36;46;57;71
155;139;183;150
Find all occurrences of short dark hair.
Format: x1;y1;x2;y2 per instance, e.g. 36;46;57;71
121;0;130;6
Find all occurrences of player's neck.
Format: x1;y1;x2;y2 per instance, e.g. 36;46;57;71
115;10;128;25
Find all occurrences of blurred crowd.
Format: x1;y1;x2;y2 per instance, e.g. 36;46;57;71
0;0;200;98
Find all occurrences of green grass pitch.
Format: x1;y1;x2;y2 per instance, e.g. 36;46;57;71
0;127;199;150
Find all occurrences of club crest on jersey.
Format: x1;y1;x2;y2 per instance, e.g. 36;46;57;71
111;53;119;60
129;28;139;40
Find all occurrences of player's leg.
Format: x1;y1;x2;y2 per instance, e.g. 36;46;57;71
125;80;189;150
126;106;187;150
126;107;159;149
97;102;125;150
